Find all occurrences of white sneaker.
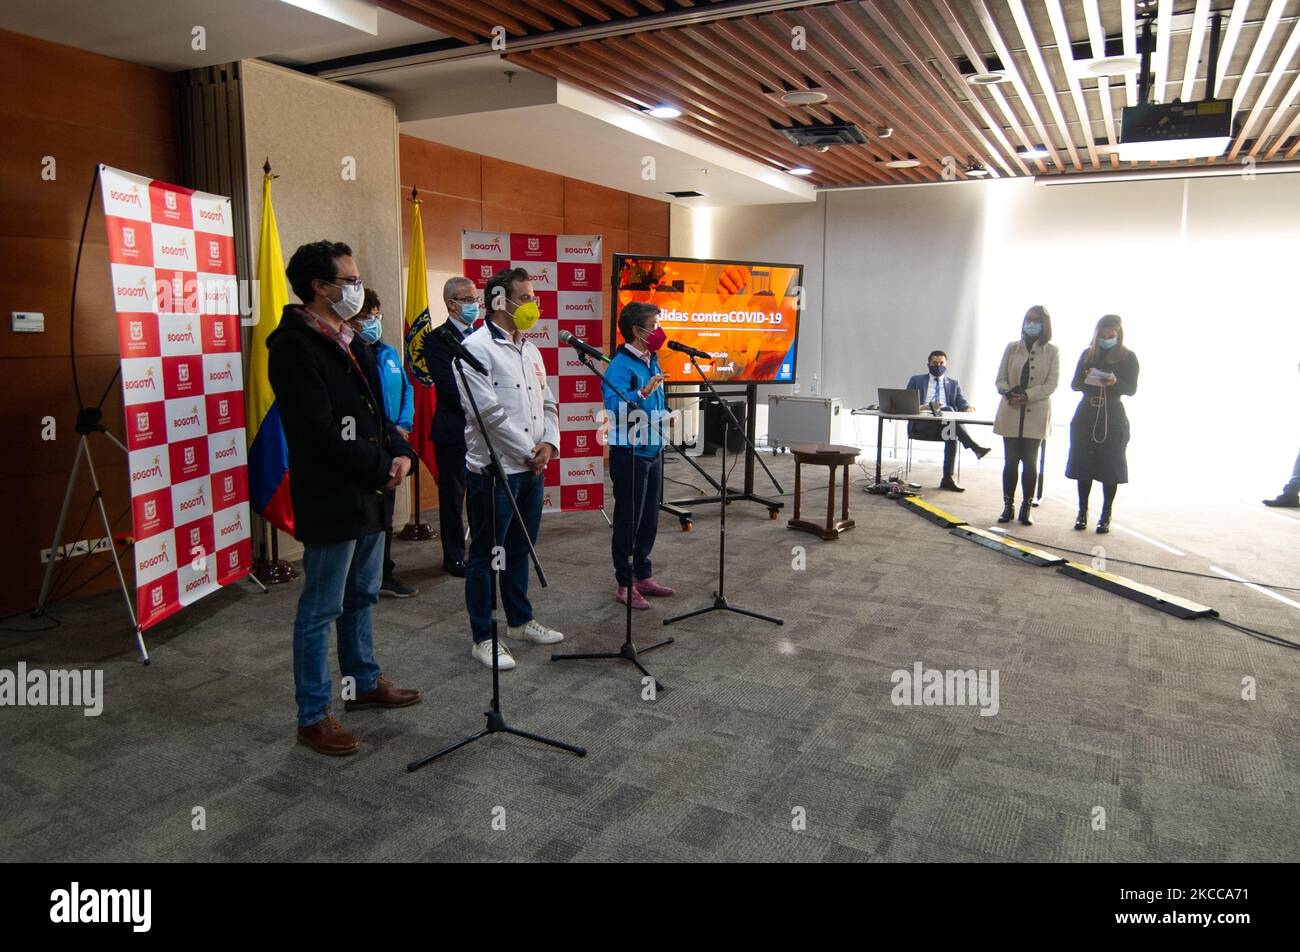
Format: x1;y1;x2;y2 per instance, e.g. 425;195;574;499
508;618;564;645
471;639;515;670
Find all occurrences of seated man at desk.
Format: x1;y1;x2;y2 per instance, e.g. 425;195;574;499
905;350;989;492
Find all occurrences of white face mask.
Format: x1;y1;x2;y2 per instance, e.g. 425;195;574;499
328;281;365;320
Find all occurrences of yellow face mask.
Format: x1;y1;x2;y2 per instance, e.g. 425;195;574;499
510;298;540;331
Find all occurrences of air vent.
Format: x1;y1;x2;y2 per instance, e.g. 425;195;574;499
776;122;869;147
664;190;706;198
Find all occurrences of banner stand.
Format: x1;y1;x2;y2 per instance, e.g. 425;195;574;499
33;408;148;663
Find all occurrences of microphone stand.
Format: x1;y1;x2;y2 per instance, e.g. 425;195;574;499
408;354;585;771
551;354;674;691
663;354;783;629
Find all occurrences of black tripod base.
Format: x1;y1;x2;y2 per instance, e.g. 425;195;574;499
663;592;783;627
407;709;586;772
551;637;674;693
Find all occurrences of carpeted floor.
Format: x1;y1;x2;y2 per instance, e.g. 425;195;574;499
3;447;1298;862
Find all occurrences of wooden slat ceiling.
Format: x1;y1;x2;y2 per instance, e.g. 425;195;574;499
382;0;1300;185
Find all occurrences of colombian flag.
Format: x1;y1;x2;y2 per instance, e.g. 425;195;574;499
246;169;293;535
403;192;438;481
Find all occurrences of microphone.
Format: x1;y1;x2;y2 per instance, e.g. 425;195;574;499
435;321;488;376
559;330;609;364
666;339;713;361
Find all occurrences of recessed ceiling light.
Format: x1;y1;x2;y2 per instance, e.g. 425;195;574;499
647;106;681;119
1084;55;1142;78
1017;144;1051;159
780;90;829;106
884;157;921;169
966;71;1008;86
788;166;814;176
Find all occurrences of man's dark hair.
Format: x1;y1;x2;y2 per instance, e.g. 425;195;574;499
928;350;947;362
484;267;529;314
286;240;352;303
361;288;381;314
619;301;659;343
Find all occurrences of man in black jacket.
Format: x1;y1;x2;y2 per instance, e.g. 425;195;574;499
267;240;421;756
423;275;479;576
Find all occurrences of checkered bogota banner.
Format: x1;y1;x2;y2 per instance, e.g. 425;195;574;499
100;165;253;631
461;230;605;513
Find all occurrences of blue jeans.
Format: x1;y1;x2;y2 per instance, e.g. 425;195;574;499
466;469;543;643
292;532;383;727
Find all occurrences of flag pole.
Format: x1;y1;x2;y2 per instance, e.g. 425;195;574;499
399;185;434;541
251;158;297;583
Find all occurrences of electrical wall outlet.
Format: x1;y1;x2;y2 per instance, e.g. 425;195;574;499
12;311;45;333
89;537;112;553
68;539;90;556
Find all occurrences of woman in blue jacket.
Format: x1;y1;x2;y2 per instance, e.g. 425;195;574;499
605;302;675;609
353;290;417;597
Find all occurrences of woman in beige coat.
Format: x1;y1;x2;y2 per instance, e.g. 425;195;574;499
993;305;1060;525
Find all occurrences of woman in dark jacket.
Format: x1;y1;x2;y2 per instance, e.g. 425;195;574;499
1066;314;1139;533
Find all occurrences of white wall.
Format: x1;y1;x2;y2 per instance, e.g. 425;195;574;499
674;173;1300;487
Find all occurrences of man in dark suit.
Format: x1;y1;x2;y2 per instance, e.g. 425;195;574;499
423;276;479;576
905;350;989;492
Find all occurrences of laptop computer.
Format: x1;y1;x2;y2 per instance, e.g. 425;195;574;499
878;387;921;415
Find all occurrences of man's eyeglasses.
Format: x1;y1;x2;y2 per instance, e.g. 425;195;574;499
331;276;363;287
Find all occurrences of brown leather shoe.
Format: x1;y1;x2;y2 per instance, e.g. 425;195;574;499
939;476;965;492
297;711;359;756
344;676;421;711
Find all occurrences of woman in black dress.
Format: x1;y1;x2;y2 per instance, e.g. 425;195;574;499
1066;315;1139;533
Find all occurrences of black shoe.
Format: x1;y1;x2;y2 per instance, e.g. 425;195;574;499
1074;509;1087;530
379;575;419;598
973;445;991;461
998;497;1014;523
1096;509;1111;534
1262;494;1300;509
442;559;467;578
939;475;965;492
1017;501;1033;526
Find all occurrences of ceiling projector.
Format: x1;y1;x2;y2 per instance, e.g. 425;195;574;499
1118;98;1236;162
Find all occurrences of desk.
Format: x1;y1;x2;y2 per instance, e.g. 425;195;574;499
850;409;1047;501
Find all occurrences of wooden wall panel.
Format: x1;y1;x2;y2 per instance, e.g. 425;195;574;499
629;193;670;238
0;30;179;615
564;179;629;230
482;156;565;219
399;136;481;201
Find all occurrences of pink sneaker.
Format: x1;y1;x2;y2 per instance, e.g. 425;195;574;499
616;586;651;609
635;578;675;597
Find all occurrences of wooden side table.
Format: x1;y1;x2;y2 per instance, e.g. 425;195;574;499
787;443;860;540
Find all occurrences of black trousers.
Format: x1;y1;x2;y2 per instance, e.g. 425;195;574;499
610;447;663;587
942;423;980;477
912;420;979;477
1002;436;1041;500
435;440;468;564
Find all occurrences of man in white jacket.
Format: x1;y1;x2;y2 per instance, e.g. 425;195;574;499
456;267;563;670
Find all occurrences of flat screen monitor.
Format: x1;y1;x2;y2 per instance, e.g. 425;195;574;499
612;255;803;384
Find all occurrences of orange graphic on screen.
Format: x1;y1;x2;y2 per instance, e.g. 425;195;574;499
615;257;801;383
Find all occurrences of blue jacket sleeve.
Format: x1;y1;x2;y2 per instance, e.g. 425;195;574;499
397;360;414;431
